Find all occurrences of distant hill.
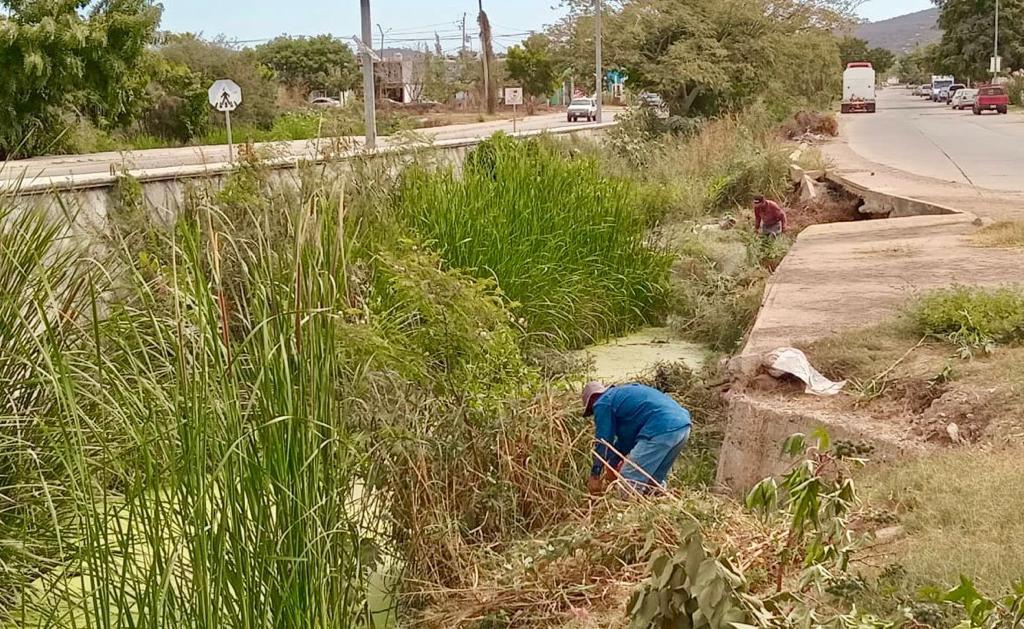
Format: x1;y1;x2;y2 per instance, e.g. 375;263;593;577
855;8;942;54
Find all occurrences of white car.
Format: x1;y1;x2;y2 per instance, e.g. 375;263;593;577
567;98;598;122
951;88;978;110
309;97;342;108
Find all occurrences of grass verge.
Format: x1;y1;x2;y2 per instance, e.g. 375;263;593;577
973;221;1024;249
859;448;1024;598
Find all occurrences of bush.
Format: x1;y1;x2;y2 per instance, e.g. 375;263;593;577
912;286;1024;351
395;134;673;349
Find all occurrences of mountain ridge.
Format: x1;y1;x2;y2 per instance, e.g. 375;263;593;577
854;8;941;54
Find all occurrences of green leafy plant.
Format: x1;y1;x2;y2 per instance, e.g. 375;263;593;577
911;286;1024;356
395;134;673;349
627;526;757;628
746;430;865;593
939;577;1024;628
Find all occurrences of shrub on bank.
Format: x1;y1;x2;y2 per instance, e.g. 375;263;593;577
912;286;1024;351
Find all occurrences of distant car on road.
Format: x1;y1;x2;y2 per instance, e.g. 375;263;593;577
567;98;598;122
637;92;670;119
974;85;1009;115
931;75;954;101
309;97;342;108
917;84;932;97
951;88;978;110
945;84;966;104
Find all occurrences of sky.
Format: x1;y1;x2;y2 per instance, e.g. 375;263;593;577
159;0;937;49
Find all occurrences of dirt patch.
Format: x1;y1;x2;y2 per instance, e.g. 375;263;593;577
785;182;871;235
797;323;1024;451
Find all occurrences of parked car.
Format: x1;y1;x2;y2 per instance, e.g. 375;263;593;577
945;84;967;104
974;85;1009;115
309;97;342;108
951;88;978;110
567;98;598;122
918;84;932;97
637;92;670;118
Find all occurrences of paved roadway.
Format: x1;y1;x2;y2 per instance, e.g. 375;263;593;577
0;110;614;184
842;87;1024;192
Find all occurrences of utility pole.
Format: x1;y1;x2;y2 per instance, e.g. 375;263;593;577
993;0;1000;80
461;13;467;54
377;24;386;56
479;0;495;114
594;0;603;123
360;0;377;149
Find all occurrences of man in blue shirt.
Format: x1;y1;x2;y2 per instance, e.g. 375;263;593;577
582;381;693;495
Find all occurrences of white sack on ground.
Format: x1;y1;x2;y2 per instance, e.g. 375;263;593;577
765;347;846;396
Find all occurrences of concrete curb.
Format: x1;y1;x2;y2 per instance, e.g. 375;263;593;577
826;171;962;218
2;121;619;196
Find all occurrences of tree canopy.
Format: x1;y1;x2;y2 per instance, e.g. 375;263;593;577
256;35;360;96
837;36;896;76
505;34;559;111
0;0;162;157
601;0;841;117
931;0;1024;81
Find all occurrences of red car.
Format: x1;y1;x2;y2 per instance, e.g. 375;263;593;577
973;85;1009;115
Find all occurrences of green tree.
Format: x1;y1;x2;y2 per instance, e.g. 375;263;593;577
0;0;162;157
837;37;895;76
505;34;559;113
601;0;841;118
896;43;940;84
140;54;210;142
932;0;1024;81
837;36;870;67
867;47;896;76
157;34;278;129
256;35;360;97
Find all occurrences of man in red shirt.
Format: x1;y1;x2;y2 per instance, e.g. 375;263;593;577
753;196;788;237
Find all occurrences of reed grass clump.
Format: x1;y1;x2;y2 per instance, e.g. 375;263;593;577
394;134;673;350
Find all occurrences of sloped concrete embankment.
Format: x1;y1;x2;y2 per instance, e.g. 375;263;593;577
715;178;1024;493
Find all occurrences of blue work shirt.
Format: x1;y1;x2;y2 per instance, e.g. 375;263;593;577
590;384;692;477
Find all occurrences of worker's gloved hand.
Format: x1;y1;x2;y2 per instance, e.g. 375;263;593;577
604;461;623;482
587;476;605;496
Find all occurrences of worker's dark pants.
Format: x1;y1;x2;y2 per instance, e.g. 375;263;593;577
619;426;691;494
760;222;783;238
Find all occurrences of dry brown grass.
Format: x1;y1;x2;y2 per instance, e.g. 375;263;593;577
413;493;779;628
860;447;1024;594
781;111;839;139
973;221;1024;249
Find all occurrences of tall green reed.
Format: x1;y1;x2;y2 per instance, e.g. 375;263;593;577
394;134;673;350
4;188;388;627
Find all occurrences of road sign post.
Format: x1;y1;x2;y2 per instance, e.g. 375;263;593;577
208;79;242;163
504;87;524;133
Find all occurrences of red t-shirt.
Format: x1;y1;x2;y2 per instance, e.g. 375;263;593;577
754;200;787;230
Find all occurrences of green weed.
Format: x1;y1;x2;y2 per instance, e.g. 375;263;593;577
911;286;1024;353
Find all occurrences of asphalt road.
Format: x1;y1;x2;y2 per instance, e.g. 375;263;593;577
0;110;613;183
841;87;1024;192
